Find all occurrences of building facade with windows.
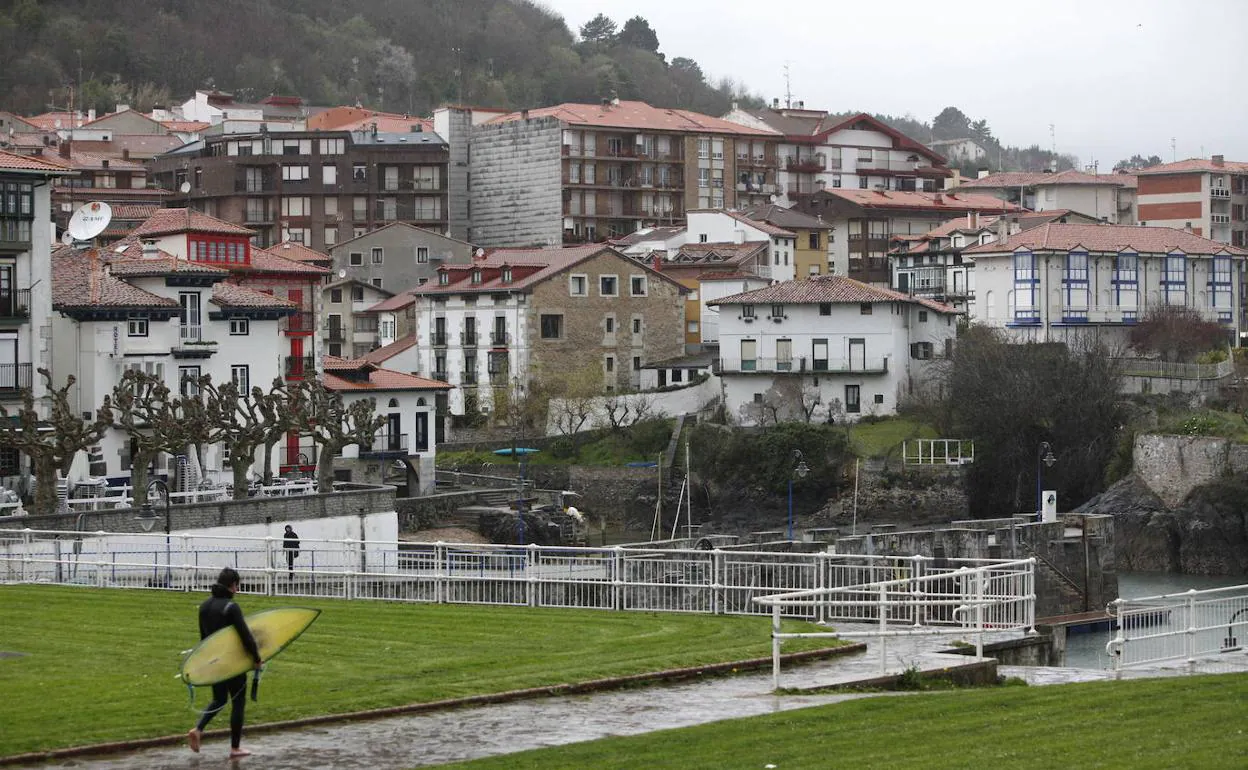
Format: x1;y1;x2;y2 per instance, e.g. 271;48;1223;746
795;189;1024;285
1136;156;1248;247
0;151;67;487
964;223;1248;345
320;278;394;360
323;357;449;496
49;242;293;484
327;222;475;293
956;169;1137;225
708;275;957;424
372;245;687;417
469;100;780;247
721;108;952;207
149;128;450;251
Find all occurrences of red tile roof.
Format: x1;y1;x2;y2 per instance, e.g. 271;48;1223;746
308;106;433;134
816;189;1024;213
489;100;779;136
265;240;333;264
159;120;211;133
361;335;419;364
958;169;1133;189
109;204;162;221
211;282;298;309
1136;158;1248;175
963;223;1248;256
249;246;333;275
24;112;81;130
694;209;794;238
51;247;177;309
105;246;230;277
130;208;255;237
323;356;375;372
709;274;957;314
40;148;147;172
321;356;450;392
0;149;72;173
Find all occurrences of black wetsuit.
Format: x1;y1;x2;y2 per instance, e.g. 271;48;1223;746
283;529;300;577
195;584;261;749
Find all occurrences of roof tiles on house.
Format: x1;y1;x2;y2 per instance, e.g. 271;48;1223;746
265;240;334;264
962;223;1248;256
698;209;794;238
0;149;73;173
958;169;1133;189
324;369;451;392
51;246;177;309
816;189;1025;213
129;208;255;237
360;335;419;364
1136;158;1248;175
738;204;833;230
211;282;298;309
709;274;957;314
488;100;779;136
159;120;212;133
249;246;333;275
105;245;230;277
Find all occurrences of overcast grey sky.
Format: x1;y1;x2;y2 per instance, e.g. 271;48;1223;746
539;0;1248;168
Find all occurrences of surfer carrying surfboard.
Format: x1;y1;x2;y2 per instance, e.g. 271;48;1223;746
187;567;263;759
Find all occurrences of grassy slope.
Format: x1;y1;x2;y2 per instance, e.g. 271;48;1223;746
443;673;1248;770
0;585;829;757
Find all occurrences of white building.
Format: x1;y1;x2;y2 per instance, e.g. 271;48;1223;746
928;138;987;164
721;108;953;206
50;242;293;484
686;209;797;282
709;275;958;424
964;223;1248;345
957;170;1138;225
323;357;448;496
0;151;68;491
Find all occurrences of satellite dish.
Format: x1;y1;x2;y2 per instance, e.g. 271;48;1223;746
66;202;112;242
60;231;74;245
338;269;347;279
179;181;191;194
769;195;778;203
474;248;485;258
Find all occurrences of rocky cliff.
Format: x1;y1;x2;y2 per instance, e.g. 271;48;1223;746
1078;473;1248;575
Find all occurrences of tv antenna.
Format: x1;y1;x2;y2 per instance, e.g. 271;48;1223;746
1170;137;1176;162
783;62;792;109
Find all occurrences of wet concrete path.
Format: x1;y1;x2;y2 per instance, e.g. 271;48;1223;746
16;626;1248;770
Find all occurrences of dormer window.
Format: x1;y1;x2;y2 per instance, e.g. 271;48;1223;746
438;272;449;286
502;267;512;283
472;269;482;284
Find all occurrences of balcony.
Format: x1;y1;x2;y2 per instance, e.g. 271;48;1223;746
1211;188;1231;199
433;370;448;382
462;370;478;385
713;357;889;375
488;370;510;386
0;362;32;397
171;325;217;358
326;327;346;342
281;312;316;335
461;331;478;347
359;432;408;459
490;331;510;347
279;445;317;468
432;332;448;347
373;201;445;224
785;156;825;174
234;178;274;193
856;157;923;174
0;289;31;322
284;355;316;380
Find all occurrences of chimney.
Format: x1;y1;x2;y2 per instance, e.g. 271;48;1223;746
141;240;160;260
521;109;529;120
934;193;944;204
87;108;96;122
968;211;979;229
1184;222;1193;233
733;229;745;244
731;101;739;112
996;217;1008;242
651;253;662;272
122;148;130;161
1212;154;1225;167
977;168;990;179
796;100;804;109
59;137;71;159
772;98;780;109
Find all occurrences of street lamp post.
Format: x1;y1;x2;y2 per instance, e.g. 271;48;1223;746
136;479;172;586
788;450;810;541
1036;441;1057;521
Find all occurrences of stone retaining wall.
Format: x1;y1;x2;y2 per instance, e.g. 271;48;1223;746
1134;434;1248;507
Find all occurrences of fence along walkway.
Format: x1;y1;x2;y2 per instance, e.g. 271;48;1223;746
1106;585;1248;672
755;556;1036;686
1;530;1033;625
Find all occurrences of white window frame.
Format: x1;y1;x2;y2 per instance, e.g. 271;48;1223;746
599;274;619;297
229;318;249;336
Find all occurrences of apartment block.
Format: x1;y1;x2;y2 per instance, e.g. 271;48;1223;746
1137;156;1248;247
957;169;1137;224
149;127;450;252
468;100;780;247
721;107;952;206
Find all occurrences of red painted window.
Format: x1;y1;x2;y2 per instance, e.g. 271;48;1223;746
188;236;250;265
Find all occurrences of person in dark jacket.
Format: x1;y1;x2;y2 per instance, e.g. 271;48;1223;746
187;567;262;758
282;525;300;579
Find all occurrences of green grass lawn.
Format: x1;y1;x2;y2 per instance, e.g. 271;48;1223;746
0;585;834;757
440;673;1248;770
848;417;938;459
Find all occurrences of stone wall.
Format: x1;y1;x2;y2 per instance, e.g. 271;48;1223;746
844;464;970;526
544;375;720;436
0;485;396;535
1134;434;1248;507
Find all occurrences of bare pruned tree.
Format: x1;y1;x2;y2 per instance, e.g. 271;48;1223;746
601;390;663;432
547;363;602;438
203;377;296;499
110;369;211;507
289;379;384;492
1129;306;1229;363
0;369;112;514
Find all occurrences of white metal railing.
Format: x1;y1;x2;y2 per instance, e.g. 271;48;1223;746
903;439;974;466
755;556;1035;686
0;531;1032;628
1106;585;1248;672
1111;357;1234;381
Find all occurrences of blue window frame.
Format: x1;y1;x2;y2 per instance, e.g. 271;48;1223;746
1013;250;1039;323
1162;252;1187;305
1210;256;1233;321
1062;251;1089;322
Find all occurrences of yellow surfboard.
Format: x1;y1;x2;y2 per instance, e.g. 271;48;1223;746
180;607;320;686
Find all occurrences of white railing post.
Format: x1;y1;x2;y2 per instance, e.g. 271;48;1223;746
264;536;276;597
878;581;888;676
527;543;539;608
613;547;625;612
711;549;722;615
1107;598;1125;674
772;604;782;690
974;568;984;661
1186;589;1197;666
435;542;446;605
